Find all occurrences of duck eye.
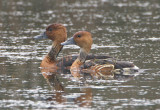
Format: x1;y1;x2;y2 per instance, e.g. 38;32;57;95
77;35;81;37
48;28;52;32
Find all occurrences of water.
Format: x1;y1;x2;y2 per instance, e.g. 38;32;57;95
0;0;160;109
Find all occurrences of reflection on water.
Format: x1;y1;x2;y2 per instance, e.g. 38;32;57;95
42;71;93;108
0;0;160;109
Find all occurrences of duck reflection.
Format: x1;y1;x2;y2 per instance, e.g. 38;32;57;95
41;68;92;107
42;71;66;103
74;88;92;107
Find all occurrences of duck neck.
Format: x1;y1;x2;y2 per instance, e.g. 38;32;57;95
78;48;88;63
41;42;63;67
48;42;63;62
71;48;89;69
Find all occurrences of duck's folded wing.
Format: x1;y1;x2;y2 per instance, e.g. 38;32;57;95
82;59;138;70
94;59;139;71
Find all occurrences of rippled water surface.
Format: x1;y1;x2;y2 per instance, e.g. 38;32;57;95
0;0;160;109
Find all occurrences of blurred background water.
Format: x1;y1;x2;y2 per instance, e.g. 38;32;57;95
0;0;160;109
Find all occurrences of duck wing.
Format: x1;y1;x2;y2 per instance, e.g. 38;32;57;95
83;59;139;72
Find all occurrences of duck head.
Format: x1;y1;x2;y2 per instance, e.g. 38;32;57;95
61;31;93;53
34;23;67;44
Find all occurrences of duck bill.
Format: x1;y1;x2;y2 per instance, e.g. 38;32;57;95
34;32;48;39
61;37;76;45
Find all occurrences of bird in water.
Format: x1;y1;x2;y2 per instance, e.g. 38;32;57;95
34;24;112;74
61;31;139;77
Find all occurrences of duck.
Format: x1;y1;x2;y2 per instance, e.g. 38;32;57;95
61;31;139;75
34;24;111;72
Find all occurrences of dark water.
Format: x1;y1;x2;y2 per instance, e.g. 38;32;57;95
0;0;160;109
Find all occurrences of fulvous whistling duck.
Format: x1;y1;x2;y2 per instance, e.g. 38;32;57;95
61;31;139;75
34;24;112;71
